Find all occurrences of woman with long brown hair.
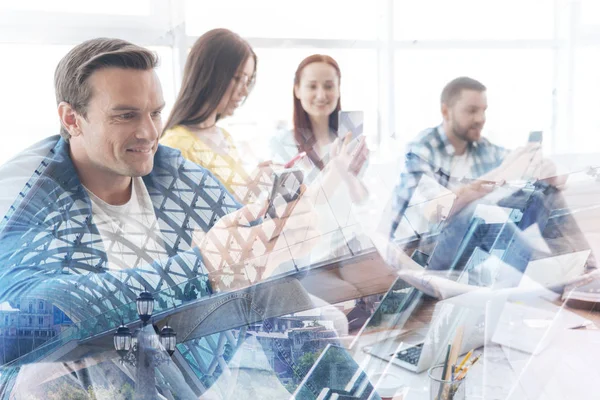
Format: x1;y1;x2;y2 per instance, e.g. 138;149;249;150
268;54;370;264
160;28;270;204
163;35;367;206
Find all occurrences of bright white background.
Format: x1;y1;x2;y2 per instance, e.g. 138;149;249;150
0;0;598;164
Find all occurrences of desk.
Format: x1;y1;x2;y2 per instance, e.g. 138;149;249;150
345;294;600;399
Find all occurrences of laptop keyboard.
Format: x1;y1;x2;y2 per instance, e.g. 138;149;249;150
394;343;424;366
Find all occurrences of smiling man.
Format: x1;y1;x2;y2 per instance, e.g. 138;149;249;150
390;77;510;237
60;67;165;204
0;38;321;399
53;46;175;273
56;45;168;203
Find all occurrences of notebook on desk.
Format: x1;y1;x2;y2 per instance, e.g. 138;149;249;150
491;299;591;355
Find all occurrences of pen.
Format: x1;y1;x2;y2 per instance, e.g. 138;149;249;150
455;368;467;381
436;344;452;400
456;354;481;380
456;349;473;372
467;354;481;369
570;320;592;330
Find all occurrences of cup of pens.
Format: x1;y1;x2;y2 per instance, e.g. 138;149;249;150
428;363;466;400
427;351;479;400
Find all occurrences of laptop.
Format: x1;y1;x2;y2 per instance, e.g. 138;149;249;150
363;288;494;373
361;184;551;373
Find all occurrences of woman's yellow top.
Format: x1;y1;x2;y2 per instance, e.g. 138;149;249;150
161;125;269;204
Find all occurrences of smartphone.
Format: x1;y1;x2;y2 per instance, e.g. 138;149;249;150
337;110;364;140
264;168;304;219
528;131;543;144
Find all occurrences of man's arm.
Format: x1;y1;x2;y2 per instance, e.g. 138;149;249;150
390;146;442;238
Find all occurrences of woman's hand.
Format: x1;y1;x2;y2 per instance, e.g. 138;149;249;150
325;132;370;204
193;185;319;291
329;132;369;176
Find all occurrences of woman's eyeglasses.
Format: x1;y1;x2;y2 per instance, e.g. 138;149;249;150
233;75;255;89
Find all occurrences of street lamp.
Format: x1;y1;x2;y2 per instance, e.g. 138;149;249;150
136;291;154;324
113;325;132;359
113;291;177;399
160;325;177;356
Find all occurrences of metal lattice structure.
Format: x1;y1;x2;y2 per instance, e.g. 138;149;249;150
0;137;250;396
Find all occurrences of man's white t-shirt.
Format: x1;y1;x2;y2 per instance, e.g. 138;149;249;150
84;178;171;286
450;151;473;180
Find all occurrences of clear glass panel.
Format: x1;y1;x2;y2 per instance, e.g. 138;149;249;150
184;0;380;40
394;48;554;151
394;0;555;40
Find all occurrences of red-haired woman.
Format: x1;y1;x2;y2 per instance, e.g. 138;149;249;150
271;54;368;181
270;54;370;265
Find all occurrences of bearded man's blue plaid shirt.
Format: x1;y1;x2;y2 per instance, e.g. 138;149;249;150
391;125;508;238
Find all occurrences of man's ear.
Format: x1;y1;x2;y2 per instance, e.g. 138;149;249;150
57;102;84;138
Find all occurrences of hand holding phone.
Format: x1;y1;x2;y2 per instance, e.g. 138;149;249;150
264;168;304;219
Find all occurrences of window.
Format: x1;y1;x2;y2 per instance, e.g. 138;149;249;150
0;0;151;15
572;47;600;153
394;48;554;151
184;0;380;40
28;303;33;313
38;301;44;311
394;0;554;41
38;317;44;326
28;317;32;326
150;46;176;123
580;0;600;26
0;44;68;164
0;45;175;165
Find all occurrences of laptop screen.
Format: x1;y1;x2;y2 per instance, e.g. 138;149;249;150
422;183;554;280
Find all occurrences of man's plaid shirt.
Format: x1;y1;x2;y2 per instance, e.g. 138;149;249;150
391;125;508;236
